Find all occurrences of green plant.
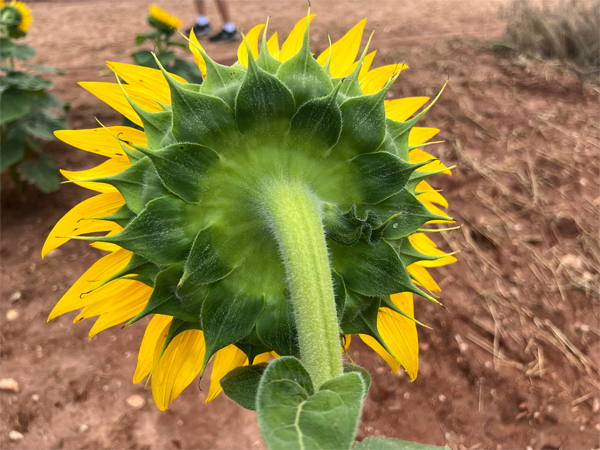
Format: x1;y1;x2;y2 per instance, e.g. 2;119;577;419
132;4;203;84
0;0;68;196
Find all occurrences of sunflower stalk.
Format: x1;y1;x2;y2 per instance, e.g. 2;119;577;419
262;178;343;388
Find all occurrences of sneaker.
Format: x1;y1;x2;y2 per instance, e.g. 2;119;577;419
185;23;213;38
209;28;239;44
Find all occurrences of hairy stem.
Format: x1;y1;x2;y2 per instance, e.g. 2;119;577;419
262;178;343;388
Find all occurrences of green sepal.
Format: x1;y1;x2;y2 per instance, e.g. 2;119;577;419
376;131;399;156
135;143;220;204
353;152;426;204
342;363;371;398
360;189;448;239
340;291;402;369
256;356;365;450
191;44;246;109
235;340;272;365
354;436;446;450
160;64;239;148
235;49;295;138
90;156;170;214
332;90;387;157
93;204;136;228
379;295;430;329
285;82;342;155
256;295;300;358
92;195;201;265
200;283;265;374
220;362;268;411
330;239;424;297
88;253;161;295
181;228;236;286
406;166;453;193
256;21;281;74
322;203;382;246
276;17;333;107
128;264;208;326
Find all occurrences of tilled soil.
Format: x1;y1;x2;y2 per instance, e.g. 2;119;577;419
1;1;599;449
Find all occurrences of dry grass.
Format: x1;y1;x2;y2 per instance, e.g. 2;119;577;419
498;0;600;83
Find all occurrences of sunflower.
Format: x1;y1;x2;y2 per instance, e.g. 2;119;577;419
148;4;182;31
0;0;32;34
45;15;456;411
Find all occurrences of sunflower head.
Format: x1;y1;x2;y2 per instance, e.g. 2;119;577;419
0;0;31;38
47;14;456;411
148;5;181;33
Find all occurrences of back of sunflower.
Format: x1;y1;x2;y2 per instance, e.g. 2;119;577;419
45;9;456;449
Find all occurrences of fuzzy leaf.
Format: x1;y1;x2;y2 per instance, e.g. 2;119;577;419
354;437;445;450
256;294;300;358
220;362;268;410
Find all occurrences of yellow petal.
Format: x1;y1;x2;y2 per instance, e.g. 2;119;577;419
55;126;147;158
279;14;316;62
316;18;366;77
357;50;376;81
79;82;163;127
238;23;265;67
379;293;419;380
48;248;132;320
90;242;122;252
408;233;457;267
134;315;173;384
255;352;272;364
267;31;280;60
360;63;407;95
106;61;187;105
188;29;207;78
61;156;131;193
408;126;439;146
42;192;125;257
417;197;454;223
152;330;206;411
414;181;448;208
206;345;248;403
410;148;452;175
407;263;441;292
360;334;399;372
76;281;152;338
385;97;429;122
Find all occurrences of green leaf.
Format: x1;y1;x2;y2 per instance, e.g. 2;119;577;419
137;142;220;204
220;362;268;410
276;21;333;107
181;228;236;285
235;52;295;138
0;38;15;60
95;195;202;265
0;126;26;170
20;153;61;193
12;43;36;61
28;64;66;75
135;31;158;46
21;110;66;140
354;437;446;450
200;282;265;373
342;363;371;398
5;71;53;90
257;356;365;450
0;87;31;124
256;293;300;358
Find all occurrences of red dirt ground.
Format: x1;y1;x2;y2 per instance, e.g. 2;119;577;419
1;1;599;449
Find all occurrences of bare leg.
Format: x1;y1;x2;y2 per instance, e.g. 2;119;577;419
214;0;232;24
193;0;206;15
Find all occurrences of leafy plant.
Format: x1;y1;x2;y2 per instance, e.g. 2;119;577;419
132;5;203;84
0;1;68;196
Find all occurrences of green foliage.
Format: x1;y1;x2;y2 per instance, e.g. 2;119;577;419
354;437;446;450
256;357;365;450
132;15;203;85
0;30;68;196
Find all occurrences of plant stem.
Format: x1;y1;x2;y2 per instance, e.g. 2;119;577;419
261;178;343;388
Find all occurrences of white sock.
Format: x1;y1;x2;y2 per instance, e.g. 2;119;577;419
196;15;209;26
222;22;236;33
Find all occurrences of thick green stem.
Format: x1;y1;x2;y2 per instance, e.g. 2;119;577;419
262;178;343;388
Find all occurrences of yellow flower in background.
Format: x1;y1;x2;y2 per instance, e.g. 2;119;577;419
149;4;181;30
45;15;456;410
0;0;32;33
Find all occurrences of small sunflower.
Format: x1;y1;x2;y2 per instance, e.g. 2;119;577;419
148;4;181;31
45;15;456;411
0;0;32;36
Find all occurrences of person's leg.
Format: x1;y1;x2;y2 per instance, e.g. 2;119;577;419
209;0;238;43
185;0;212;37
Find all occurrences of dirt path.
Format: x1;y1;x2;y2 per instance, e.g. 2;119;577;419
2;1;599;449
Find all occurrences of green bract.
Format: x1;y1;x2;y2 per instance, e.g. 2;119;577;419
83;20;449;376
